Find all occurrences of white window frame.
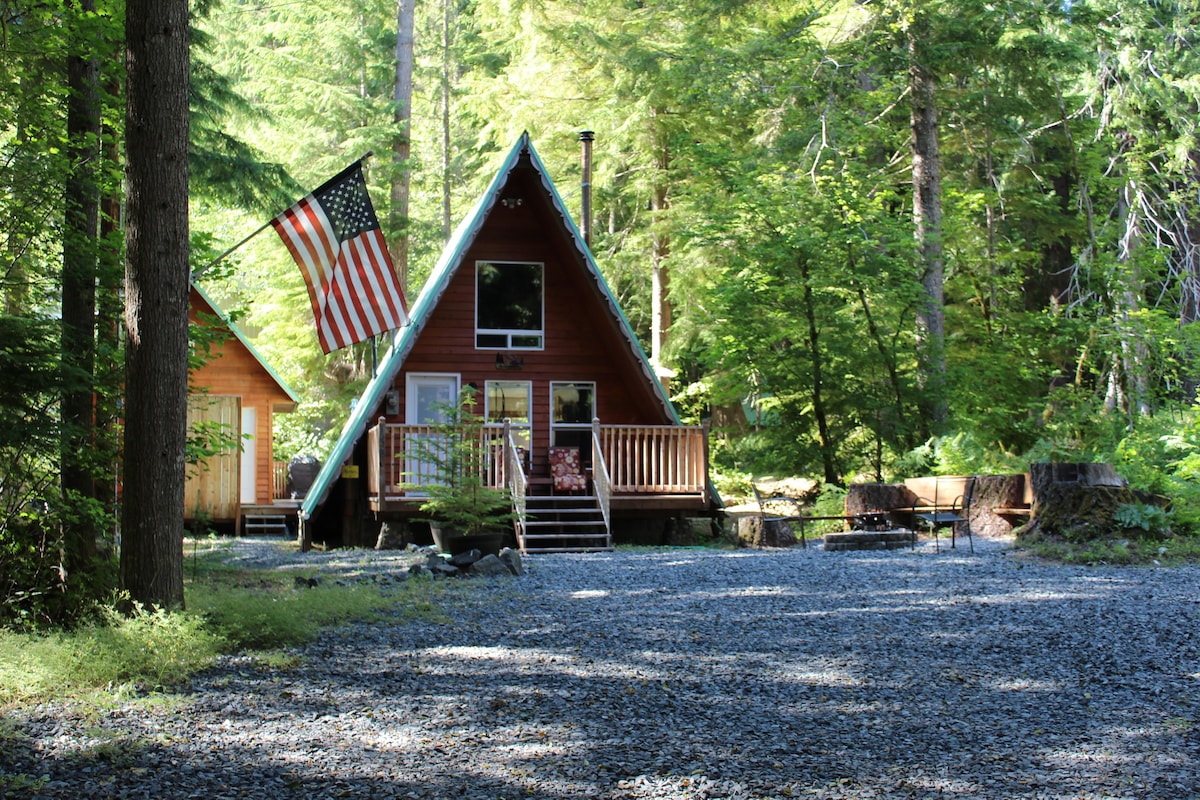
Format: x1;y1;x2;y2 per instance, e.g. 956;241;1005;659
550;381;596;447
475;260;545;350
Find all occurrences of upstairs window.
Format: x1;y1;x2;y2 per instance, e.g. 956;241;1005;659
476;261;544;349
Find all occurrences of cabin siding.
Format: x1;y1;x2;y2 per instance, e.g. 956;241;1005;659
189;288;295;512
382;175;668;478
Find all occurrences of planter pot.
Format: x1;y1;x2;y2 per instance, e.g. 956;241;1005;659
429;522;508;557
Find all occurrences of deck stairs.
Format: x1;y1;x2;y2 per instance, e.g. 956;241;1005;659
519;492;611;553
242;513;291;537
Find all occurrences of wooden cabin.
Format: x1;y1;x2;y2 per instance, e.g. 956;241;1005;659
187;284;299;534
299;133;718;552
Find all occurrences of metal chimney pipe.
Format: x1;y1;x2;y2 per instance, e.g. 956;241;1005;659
579;130;594;248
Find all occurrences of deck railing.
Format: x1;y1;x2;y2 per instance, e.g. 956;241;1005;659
590;421;612;533
367;419;707;504
370;418;509;498
598;424;707;494
273;461;288;499
504;422;528;547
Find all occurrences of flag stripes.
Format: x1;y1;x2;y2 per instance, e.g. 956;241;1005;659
271;162;408;353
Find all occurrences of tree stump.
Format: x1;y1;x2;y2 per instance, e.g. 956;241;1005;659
845;483;914;523
736;515;798;548
969;473;1029;538
1022;462;1161;542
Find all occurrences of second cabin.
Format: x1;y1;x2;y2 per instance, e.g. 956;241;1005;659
299;133;719;552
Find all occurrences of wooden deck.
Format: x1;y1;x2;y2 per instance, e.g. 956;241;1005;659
364;419;711;552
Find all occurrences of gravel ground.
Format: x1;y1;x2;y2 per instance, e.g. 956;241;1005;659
4;535;1199;800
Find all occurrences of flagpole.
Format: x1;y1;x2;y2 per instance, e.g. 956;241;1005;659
191;150;377;281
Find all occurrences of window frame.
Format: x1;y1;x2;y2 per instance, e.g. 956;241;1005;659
474;260;545;350
550;381;596;452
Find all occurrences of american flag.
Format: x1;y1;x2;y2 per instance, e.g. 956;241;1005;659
271;162;408;353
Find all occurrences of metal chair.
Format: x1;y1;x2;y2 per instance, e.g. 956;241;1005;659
911;476;974;552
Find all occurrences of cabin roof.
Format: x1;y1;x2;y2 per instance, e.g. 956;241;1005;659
300;133;676;522
190;282;300;407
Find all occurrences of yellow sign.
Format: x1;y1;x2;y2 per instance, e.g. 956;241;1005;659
341;465;359;479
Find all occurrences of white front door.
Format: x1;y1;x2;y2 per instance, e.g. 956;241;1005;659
405;374;459;489
240;407;257;504
406;373;460;425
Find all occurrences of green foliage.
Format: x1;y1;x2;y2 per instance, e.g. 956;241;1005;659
0;540;457;706
1112;503;1172;537
403;387;514;536
0;315;118;628
0;599;224;705
1020;532;1200;567
187;578;397;651
809;484;849;534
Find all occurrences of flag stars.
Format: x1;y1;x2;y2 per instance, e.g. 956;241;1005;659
317;173;379;241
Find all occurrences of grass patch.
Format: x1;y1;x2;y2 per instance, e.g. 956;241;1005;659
1018;532;1200;566
0;601;224;707
1;540;458;709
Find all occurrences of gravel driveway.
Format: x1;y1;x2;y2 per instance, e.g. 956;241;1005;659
6;536;1199;799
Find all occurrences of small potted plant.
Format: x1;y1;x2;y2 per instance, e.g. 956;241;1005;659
404;387;514;555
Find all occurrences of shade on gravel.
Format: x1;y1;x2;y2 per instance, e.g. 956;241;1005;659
5;536;1198;799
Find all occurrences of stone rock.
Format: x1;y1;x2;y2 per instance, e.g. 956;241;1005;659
427;555;460;576
498;547;524;576
469;554;513;577
448;548;483;568
375;521;407;550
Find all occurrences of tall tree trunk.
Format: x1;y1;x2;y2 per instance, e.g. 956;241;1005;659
121;0;189;610
440;0;454;235
908;21;948;431
390;0;415;293
649;111;672;392
1181;161;1200;401
800;255;839;486
61;0;101;576
1112;176;1151;417
96;69;124;546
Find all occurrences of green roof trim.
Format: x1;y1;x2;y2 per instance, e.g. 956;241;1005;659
300;133;678;525
191;282;300;405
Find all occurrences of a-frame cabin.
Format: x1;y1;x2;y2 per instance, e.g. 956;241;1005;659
299;134;716;552
188;284;299;534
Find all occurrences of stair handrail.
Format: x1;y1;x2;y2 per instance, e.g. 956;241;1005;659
590;418;612;544
503;419;528;550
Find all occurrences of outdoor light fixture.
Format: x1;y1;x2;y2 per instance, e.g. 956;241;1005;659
501;196;524;209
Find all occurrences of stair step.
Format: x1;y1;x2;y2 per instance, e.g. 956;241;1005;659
526;512;605;521
244;514;291;536
523;546;614;553
521;532;610;541
525;497;599;506
525;520;605;529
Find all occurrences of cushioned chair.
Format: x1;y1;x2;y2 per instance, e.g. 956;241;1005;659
549;447;588;494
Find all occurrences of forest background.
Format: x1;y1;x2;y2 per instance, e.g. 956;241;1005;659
2;0;1199;624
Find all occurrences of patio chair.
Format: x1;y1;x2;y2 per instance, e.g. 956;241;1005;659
549;446;588;494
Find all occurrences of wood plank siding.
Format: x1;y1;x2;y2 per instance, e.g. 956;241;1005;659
382;165;671;473
188;287;297;519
